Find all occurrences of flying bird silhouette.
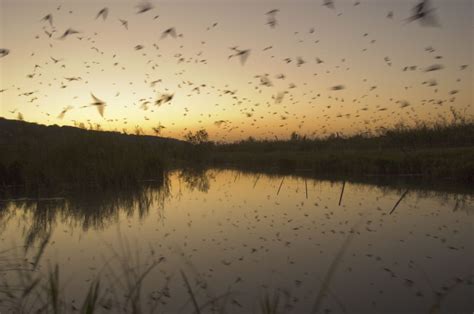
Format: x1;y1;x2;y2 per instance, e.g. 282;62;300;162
161;28;177;39
0;49;10;58
424;64;444;72
96;8;109;21
229;48;251;65
90;93;106;117
58;28;80;39
40;13;53;26
330;85;345;90
406;0;440;27
58;106;73;119
323;0;335;10
155;93;174;106
265;9;279;28
119;19;128;29
136;1;154;14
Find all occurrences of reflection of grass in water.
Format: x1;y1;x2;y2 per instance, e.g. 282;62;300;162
0;180;170;250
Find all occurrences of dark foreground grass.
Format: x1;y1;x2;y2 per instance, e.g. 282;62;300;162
1;228;472;314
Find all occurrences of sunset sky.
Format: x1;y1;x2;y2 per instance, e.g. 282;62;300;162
0;0;472;141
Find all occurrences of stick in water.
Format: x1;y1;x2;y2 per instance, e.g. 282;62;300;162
389;189;409;215
305;178;308;199
253;175;260;189
277;178;284;195
338;181;346;206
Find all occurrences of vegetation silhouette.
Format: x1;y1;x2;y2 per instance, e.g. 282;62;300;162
210;117;474;182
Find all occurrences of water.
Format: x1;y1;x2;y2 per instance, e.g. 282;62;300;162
0;169;472;313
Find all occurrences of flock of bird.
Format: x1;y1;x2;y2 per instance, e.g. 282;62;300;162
0;0;470;140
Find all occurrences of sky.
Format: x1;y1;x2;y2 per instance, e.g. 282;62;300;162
0;0;472;141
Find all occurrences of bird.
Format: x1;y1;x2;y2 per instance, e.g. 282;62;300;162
119;19;128;29
161;28;177;39
155;93;174;106
90;93;106;117
323;0;335;10
57;106;73;119
136;1;154;14
64;77;82;81
265;9;279;28
229;48;251;65
40;13;54;26
297;57;306;67
424;64;444;72
330;85;345;90
406;0;440;26
0;49;9;58
58;28;80;39
50;57;62;63
96;8;109;21
44;30;54;38
152;123;166;135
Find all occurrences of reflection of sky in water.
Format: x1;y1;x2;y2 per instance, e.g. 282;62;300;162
0;169;472;313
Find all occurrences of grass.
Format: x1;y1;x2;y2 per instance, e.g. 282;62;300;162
209;120;474;182
1;117;473;189
0;118;197;190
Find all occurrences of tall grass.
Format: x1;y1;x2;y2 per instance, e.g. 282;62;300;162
0;118;195;190
210;120;474;182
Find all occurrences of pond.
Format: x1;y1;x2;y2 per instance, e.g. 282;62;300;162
0;169;472;313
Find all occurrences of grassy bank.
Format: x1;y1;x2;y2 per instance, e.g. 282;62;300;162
210;147;474;182
210;121;474;182
0;118;198;190
1;118;473;188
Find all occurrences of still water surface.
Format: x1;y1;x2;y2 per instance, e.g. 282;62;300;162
0;169;472;313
